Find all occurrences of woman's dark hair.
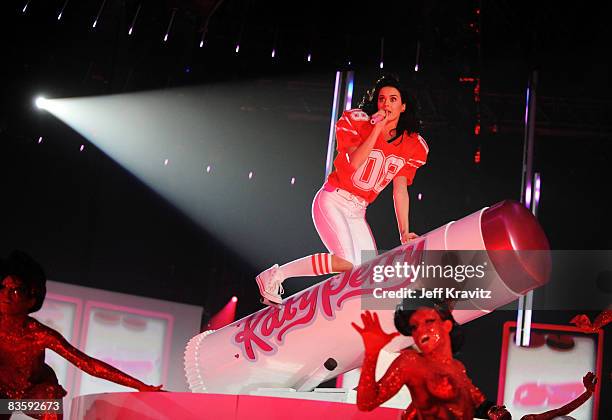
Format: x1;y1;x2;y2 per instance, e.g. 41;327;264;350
358;74;421;141
2;250;47;313
394;297;464;354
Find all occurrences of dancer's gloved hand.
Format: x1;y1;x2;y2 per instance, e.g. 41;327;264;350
139;384;164;392
486;404;511;420
570;314;595;332
351;310;399;354
572;310;612;332
583;372;597;392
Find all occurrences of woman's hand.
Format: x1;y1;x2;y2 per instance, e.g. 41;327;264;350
400;230;419;244
352;311;399;354
370;109;388;125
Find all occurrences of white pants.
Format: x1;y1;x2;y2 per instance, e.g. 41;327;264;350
311;184;378;266
311;183;377;389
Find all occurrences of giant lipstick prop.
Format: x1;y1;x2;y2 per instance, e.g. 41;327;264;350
184;201;551;394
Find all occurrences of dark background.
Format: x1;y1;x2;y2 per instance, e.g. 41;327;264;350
1;0;610;412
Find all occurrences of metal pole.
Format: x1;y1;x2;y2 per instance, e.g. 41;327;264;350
325;71;354;179
520;71;538;207
516;71;538;346
343;71;354;112
325;72;342;179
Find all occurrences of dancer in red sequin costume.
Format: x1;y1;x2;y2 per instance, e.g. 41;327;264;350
352;307;486;420
0;251;162;420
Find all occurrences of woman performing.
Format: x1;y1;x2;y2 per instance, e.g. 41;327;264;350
0;251;162;420
256;75;429;306
352;303;599;420
352;303;487;420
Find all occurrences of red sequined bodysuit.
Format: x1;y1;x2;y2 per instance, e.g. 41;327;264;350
352;310;485;420
0;317;160;419
358;349;485;420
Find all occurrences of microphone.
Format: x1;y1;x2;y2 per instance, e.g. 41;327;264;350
370;111;386;125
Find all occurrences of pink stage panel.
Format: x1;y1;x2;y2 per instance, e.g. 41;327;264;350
75;301;174;396
71;393;404;420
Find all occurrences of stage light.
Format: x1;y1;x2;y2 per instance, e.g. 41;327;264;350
37;136;43;144
57;0;69;21
163;8;177;43
418;193;422;201
271;48;276;58
35;97;48;109
199;40;204;48
128;3;141;36
307;53;312;62
291;177;295;185
525;184;532;208
93;0;106;29
206;165;211;173
79;145;85;152
534;173;541;205
414;64;419;72
22;1;30;13
164;159;169;166
379;61;384;69
208;295;239;329
235;44;240;54
248;171;253;179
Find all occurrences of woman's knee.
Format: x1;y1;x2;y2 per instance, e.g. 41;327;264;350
331;255;353;272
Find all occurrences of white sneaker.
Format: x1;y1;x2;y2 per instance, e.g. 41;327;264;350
260;297;283;309
256;264;285;304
